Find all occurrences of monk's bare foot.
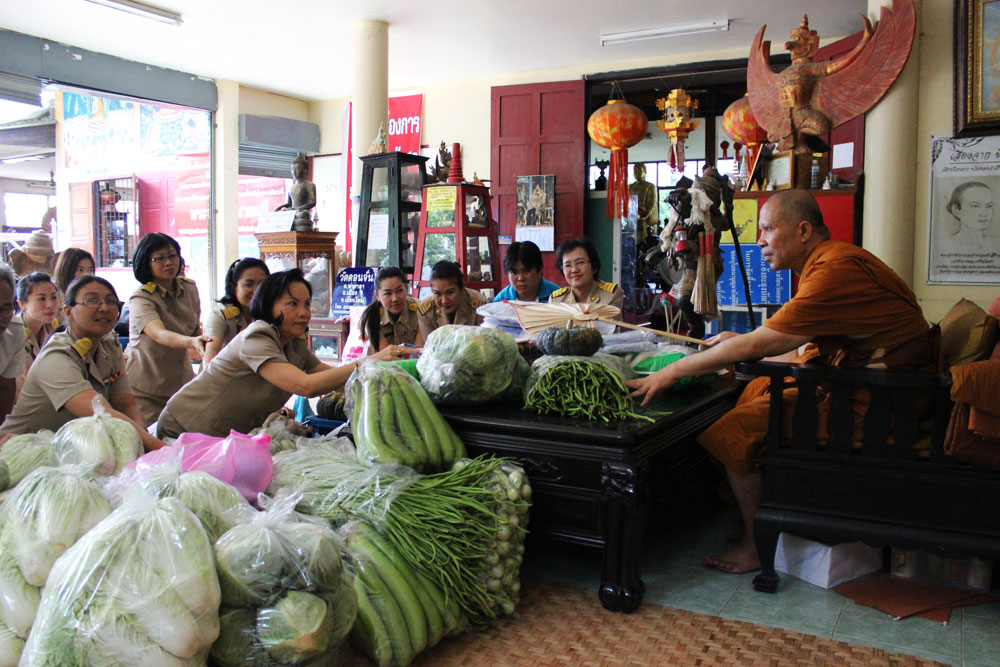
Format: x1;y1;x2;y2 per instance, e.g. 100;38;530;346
704;540;761;574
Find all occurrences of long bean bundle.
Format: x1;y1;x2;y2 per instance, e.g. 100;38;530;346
524;357;653;422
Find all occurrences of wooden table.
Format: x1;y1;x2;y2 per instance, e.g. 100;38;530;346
438;376;740;613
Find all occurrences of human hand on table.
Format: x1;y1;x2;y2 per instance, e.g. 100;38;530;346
626;365;681;406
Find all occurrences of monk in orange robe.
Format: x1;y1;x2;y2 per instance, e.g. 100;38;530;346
627;189;937;574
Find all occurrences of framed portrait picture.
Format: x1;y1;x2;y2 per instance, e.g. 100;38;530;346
954;0;1000;136
766;151;793;190
514;174;555;250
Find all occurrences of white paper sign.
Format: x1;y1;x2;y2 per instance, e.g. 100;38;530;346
368;213;389;250
256;210;296;233
831;142;854;170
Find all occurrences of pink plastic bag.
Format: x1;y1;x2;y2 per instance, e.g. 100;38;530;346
126;430;273;502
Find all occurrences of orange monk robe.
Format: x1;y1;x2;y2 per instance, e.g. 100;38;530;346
699;240;938;474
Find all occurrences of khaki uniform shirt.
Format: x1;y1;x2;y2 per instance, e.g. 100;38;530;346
126;277;201;425
13;314;60;369
157;320;320;439
0;320;25;379
417;288;487;341
549;281;625;310
0;332;130;435
373;299;420;350
204;304;251;352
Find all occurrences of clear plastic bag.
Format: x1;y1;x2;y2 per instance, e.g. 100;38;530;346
253;413;312;455
50;396;142;476
0;430;54;488
416;325;521;405
20;487;220;665
346;360;466;472
524;355;649;422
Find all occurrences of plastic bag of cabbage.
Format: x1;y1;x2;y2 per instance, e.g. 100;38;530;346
210;491;356;666
19;488;220;666
415;325;524;405
51;397;142;476
0;465;111;666
0;431;54;488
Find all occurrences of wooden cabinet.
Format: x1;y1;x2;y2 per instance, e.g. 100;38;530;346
256;231;338;317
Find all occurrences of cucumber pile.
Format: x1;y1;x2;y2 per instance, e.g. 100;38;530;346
350;361;466;472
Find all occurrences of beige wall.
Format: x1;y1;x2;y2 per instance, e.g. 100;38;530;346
238;86;310;121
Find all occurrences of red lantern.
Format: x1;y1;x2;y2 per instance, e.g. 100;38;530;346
587;100;647;219
723;95;768;186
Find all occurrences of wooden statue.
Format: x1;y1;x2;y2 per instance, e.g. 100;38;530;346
274;154;316;232
747;0;915;154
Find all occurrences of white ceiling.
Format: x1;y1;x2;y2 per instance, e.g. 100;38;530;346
0;0;869;102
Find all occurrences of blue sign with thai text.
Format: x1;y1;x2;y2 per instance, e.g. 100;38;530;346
330;268;377;319
716;244;791;306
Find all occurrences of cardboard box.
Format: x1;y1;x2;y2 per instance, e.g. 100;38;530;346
774;533;883;589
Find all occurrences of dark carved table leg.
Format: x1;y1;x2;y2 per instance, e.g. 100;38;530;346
598;461;646;612
752;509;782;593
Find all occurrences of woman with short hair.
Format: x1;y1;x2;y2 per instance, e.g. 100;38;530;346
493;241;560;302
549;236;624;309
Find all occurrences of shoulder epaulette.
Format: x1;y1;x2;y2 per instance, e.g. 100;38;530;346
418;299;434;315
551;286;569;297
140;282;156;293
407;302;419;312
598;281;618;293
50;318;59;329
179;276;196;284
70;337;93;358
222;305;242;320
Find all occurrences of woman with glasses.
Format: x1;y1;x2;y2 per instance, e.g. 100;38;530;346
156;269;405;439
550;236;624;309
125;233;211;426
203;258;270;367
0;275;165;451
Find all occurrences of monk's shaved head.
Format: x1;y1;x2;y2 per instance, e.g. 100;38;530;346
765;189;827;235
758;189;830;273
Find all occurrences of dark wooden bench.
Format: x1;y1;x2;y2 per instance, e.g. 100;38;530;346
735;361;1000;593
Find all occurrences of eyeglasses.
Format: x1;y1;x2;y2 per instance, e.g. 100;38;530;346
238;280;261;289
561;259;591;271
150;253;179;264
73;296;121;309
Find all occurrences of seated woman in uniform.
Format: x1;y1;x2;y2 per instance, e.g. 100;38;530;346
417;260;488;340
13;272;61;375
492;241;560;303
549;236;624;309
203;258;270;366
0;275;165;452
53;248;96;297
359;266;423;354
156;269;406;439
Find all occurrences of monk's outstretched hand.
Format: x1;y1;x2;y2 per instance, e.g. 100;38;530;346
626;368;679;406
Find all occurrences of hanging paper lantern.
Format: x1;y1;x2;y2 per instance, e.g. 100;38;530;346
587;99;648;219
655;89;700;173
723;95;768;188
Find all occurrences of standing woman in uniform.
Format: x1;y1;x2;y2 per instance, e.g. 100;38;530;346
359;267;422;353
549;236;624;309
126;233;210;426
156;269;405;439
53;248;96;296
416;260;487;341
203;258;270;367
13;272;61;373
0;275;164;452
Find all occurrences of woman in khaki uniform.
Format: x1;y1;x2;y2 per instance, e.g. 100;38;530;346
417;260;487;341
126;233;211;426
203;258;270;367
157;269;405;439
549;236;625;310
359;267;422;354
0;276;164;452
13;272;61;371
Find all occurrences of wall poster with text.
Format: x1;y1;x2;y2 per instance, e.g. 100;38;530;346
928;135;1000;284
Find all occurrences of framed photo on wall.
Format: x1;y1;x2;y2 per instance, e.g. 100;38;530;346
954;0;1000;136
766;151;793;190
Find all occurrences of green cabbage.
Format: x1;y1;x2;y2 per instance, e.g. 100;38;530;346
51;404;142;476
256;591;334;664
0;430;54;487
211;607;265;666
0;620;24;667
416;325;521;404
0;533;38;639
277;521;343;593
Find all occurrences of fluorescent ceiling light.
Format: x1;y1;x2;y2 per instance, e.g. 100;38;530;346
83;0;182;26
600;20;728;46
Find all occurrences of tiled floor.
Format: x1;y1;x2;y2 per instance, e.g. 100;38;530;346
523;507;1000;666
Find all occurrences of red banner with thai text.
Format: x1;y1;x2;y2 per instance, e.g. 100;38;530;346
387;94;423;154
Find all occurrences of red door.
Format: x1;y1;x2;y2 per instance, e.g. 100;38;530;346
490;80;586;285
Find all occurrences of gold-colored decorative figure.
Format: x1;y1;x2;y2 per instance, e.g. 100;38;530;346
629;163;658;243
427;141;451;184
274;154;317;232
368;124;388;154
748;0;915;154
9;208;58;276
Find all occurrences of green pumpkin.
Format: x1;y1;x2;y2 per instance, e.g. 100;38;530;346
535;326;603;356
316;391;347;420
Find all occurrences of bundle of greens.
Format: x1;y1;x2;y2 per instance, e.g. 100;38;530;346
524;355;652;423
348;361;465;472
415;325;524;405
21;490;220;665
0;465;111;665
0;431;54;488
209;492;356;666
50;398;142;475
0;460;7;493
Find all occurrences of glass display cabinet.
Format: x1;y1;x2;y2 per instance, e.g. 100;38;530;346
255;231;338;317
354;151;429;277
411;182;501;299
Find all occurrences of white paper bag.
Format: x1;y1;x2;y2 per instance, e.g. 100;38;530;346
774;533;883;589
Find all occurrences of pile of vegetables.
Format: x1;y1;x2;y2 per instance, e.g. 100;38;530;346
50;400;142;475
269;443;531;630
0;465;111;665
0;431;54;488
416;325;530;405
21;490;221;665
0;460;7;493
524;355;652;423
349;361;466;472
210;492;356;666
